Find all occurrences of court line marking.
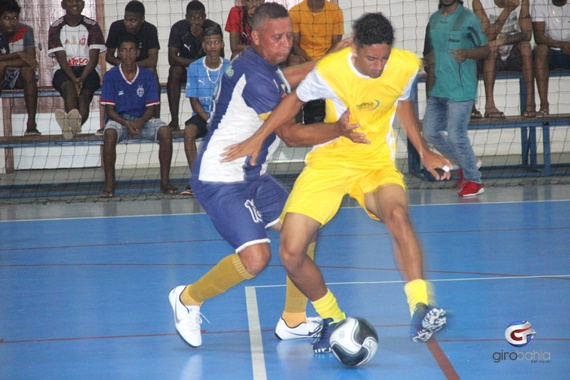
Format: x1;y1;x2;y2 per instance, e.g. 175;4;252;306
250;274;570;288
246;274;569;379
245;287;267;380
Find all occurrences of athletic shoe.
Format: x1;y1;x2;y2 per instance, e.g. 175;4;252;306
55;109;72;140
458;182;485;197
275;316;323;340
410;303;447;343
67;108;82;133
455;169;467;190
169;285;204;347
312;318;341;354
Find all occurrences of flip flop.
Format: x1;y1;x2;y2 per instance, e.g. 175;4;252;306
24;128;41;136
523;109;536;118
470;108;483;119
180;186;193;196
484;110;505;119
67;109;83;133
161;185;179;195
537;107;549;117
55;109;73;140
99;190;115;198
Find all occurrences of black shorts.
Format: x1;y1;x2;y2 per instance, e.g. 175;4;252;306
185;114;208;139
52;66;101;95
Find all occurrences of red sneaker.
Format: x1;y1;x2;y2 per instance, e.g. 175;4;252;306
458;181;484;197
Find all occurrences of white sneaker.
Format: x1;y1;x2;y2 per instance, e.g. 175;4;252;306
275;316;323;340
169;285;203;347
55;109;72;140
67;108;82;133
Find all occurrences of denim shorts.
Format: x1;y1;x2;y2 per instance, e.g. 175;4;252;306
105;116;166;143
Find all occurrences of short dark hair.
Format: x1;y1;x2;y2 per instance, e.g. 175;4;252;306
187;0;206;13
0;0;21;17
119;33;139;49
125;0;145;17
252;3;289;31
203;25;223;39
353;13;395;47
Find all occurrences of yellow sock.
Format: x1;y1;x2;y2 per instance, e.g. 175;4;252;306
281;242;316;326
311;289;345;321
404;279;434;316
182;253;254;305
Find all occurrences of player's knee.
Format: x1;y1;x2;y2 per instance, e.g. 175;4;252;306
239;248;271;275
279;243;304;271
184;124;198;139
383;206;410;230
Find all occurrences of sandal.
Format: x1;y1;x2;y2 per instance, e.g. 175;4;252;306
24;128;41;136
99;190;115;198
470;108;483;119
537;107;549;117
180;186;193;196
523;109;536;118
161;185;179;195
484;108;505;119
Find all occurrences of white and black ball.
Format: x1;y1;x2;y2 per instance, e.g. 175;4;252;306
330;317;379;367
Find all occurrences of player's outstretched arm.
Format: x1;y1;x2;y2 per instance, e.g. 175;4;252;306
222;91;304;165
396;100;452;181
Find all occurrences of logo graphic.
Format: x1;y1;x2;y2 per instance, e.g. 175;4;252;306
136;85;145;98
505;321;536;347
356;100;380;111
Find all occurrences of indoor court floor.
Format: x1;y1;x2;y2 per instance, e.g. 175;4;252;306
1;184;569;379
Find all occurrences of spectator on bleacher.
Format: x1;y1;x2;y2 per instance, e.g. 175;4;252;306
287;0;344;66
473;0;536;118
532;0;570;117
48;0;106;140
167;0;221;132
105;0;159;131
423;0;489;197
180;26;230;196
0;0;39;136
225;0;264;60
99;35;177;198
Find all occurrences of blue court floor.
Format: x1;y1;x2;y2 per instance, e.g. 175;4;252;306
1;185;569;379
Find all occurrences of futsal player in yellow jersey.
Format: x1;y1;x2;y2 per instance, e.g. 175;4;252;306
224;13;452;353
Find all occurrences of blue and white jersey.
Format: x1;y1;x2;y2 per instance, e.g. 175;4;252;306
192;48;290;183
101;65;159;119
186;57;231;116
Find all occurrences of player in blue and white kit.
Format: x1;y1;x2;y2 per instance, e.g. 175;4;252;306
100;34;177;198
168;3;360;348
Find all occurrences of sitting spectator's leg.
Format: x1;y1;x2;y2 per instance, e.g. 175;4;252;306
182;115;208;195
74;68;101;133
482;39;504;118
156;123;177;194
533;44;550;116
518;40;536;117
101;126;119;198
167;65;186;131
17;66;39;134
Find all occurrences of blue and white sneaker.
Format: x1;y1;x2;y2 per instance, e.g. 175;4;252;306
312;318;342;354
275;317;323;340
410;303;447;343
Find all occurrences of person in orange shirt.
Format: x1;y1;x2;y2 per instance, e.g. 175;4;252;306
287;0;343;65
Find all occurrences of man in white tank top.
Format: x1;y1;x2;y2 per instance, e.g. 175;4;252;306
473;0;535;117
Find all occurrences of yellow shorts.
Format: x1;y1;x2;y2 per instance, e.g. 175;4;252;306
281;161;406;225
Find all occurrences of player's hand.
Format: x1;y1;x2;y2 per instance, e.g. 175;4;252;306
222;134;264;166
329;37;353;54
423;150;452;181
561;42;570;56
335;109;369;144
126;120;142;136
452;49;468;63
190;24;203;38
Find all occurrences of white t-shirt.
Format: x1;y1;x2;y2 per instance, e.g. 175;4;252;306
532;0;570;46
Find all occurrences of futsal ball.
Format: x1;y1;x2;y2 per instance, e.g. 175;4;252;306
330;317;379;367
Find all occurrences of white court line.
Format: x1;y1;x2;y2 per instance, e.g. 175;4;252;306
245;273;570;379
245;286;267;380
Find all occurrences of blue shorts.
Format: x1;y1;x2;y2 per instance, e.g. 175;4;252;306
549;49;570;70
190;174;288;252
105;115;166;143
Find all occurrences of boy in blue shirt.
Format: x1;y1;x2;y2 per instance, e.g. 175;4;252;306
100;35;177;198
